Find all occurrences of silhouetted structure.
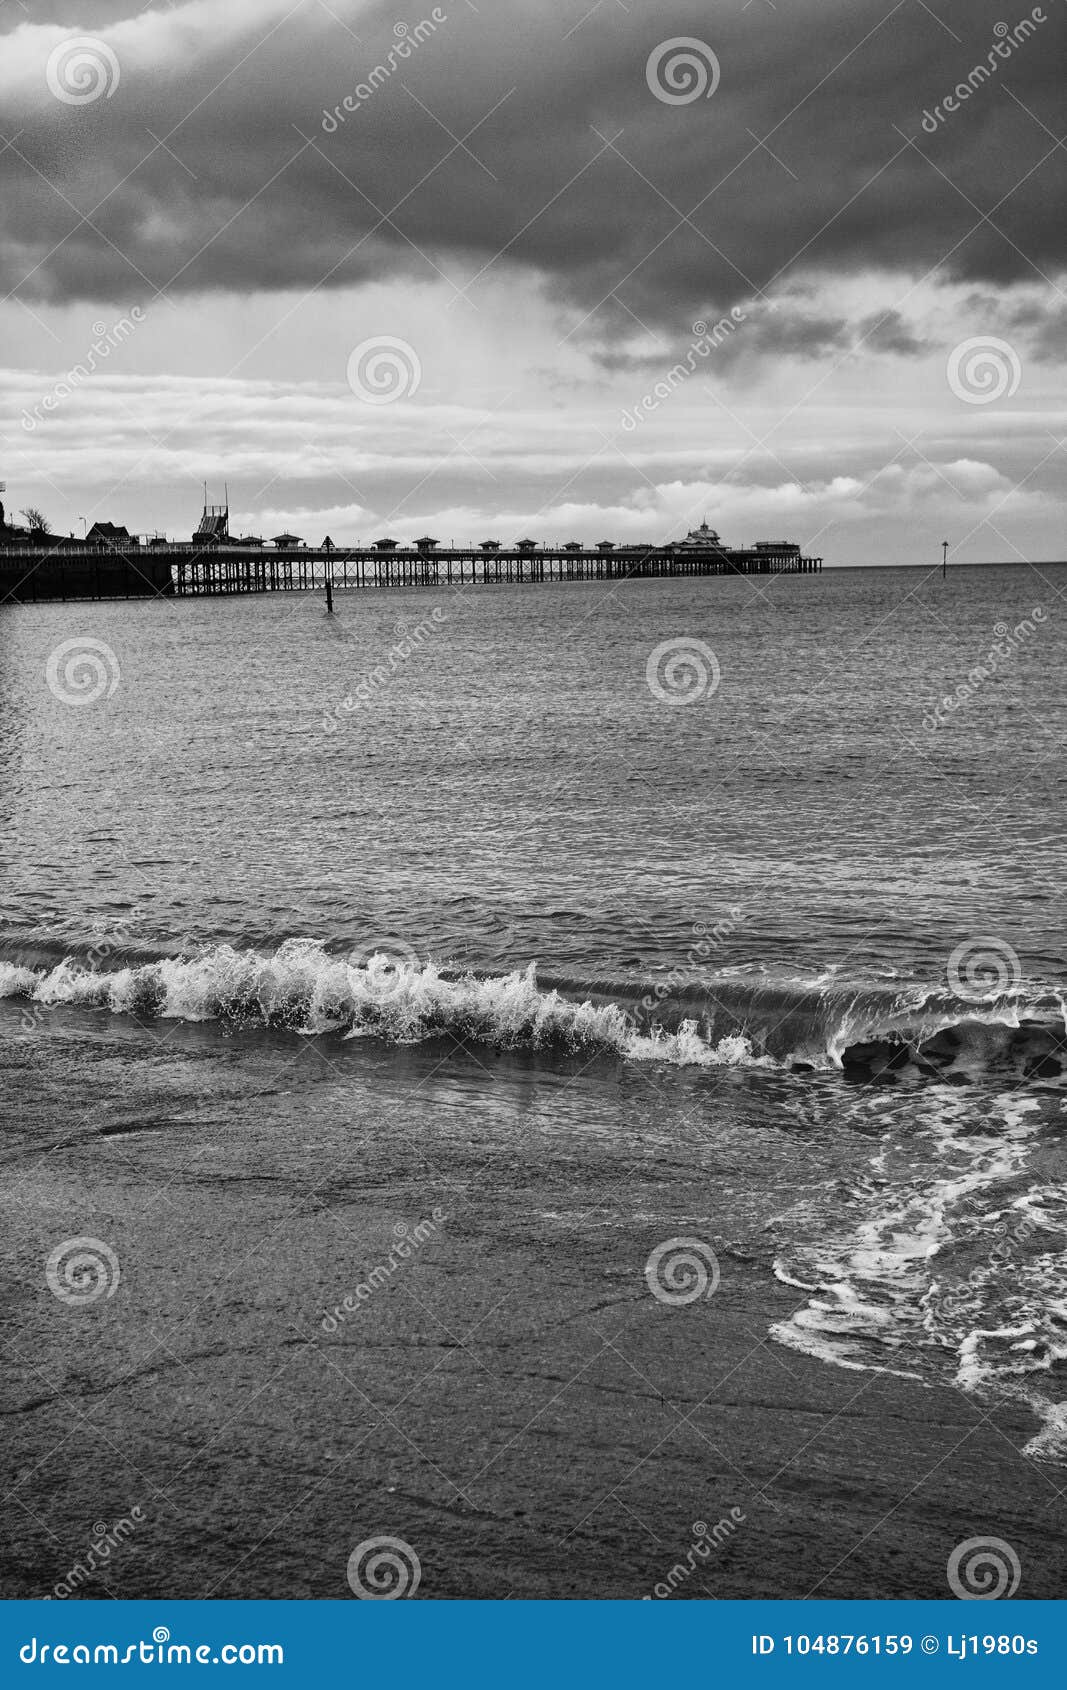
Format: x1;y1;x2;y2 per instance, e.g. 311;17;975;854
0;493;821;602
86;522;132;546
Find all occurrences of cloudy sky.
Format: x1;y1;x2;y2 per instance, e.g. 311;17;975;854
1;0;1064;562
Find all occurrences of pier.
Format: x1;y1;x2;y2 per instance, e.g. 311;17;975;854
0;537;821;605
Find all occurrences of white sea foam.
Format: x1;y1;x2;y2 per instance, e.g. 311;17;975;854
0;962;39;997
0;942;774;1069
772;1090;1067;1459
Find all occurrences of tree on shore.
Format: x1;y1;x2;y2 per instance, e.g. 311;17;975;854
20;507;50;533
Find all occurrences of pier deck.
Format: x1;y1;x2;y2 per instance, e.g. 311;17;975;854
0;541;821;604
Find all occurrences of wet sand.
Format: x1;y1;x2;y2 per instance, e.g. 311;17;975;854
2;1006;1064;1600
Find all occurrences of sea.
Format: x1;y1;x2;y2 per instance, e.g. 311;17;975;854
2;560;1066;1474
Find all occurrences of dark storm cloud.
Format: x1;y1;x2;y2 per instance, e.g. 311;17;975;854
2;0;1063;340
857;308;928;355
1003;295;1067;359
594;302;855;374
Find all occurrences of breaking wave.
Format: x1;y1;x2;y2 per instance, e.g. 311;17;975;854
0;935;1064;1080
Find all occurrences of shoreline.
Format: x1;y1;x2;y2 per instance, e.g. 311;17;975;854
2;1008;1064;1600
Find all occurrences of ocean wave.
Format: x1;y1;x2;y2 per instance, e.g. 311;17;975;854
0;936;1064;1079
771;1094;1067;1459
5;934;1065;1456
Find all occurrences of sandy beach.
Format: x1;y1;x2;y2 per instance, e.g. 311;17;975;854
3;1004;1063;1602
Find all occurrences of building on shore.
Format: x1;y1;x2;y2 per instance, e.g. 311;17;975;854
86;521;132;547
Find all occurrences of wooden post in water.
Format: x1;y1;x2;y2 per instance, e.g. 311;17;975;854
942;539;948;579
